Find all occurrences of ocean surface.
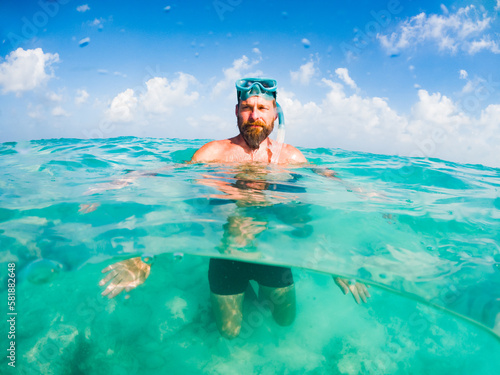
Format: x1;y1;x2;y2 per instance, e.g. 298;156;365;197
1;136;499;374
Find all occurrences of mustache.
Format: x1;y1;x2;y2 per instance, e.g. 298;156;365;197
242;120;267;128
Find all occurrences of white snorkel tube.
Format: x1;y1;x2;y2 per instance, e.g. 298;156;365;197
271;102;285;164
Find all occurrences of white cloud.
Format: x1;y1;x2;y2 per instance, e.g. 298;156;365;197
46;91;62;102
142;74;199;114
106;73;198;122
211;55;262;97
77;4;90;12
460;76;487;95
106;89;137;122
89;18;105;30
290;61;316;85
461;80;475;94
459;69;468;79
52;106;70;117
334;68;358;90
75;89;89;104
410;90;469;135
27;104;43;119
378;5;498;55
279;73;500;167
496;1;500;11
0;48;59;94
466;37;500;54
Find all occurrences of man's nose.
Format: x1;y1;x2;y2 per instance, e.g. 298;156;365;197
249;108;260;120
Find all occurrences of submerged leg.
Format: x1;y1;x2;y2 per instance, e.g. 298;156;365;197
210;292;245;339
259;284;296;326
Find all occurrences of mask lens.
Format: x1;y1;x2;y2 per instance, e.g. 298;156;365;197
242;80;254;88
238;79;276;91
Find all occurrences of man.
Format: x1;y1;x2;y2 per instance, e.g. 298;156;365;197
190;78;308;338
191;78;305;165
99;78;370;339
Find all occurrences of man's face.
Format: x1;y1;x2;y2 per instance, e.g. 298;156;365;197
236;96;277;149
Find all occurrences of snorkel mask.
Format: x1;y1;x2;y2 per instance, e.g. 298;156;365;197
235;78;285;164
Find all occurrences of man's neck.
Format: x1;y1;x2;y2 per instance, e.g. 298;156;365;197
233;134;273;162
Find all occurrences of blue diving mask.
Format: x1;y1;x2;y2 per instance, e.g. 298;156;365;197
235;78;277;101
235;77;285;164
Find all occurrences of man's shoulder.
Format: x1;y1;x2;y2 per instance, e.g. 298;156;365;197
281;143;307;163
191;139;232;162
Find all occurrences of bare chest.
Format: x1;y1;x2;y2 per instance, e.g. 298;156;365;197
220;144;274;163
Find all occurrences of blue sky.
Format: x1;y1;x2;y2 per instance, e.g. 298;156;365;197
1;0;499;167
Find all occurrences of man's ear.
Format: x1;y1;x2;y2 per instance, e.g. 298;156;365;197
235;103;239;118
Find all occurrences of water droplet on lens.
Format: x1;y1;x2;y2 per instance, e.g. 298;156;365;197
25;259;63;284
173;252;184;261
141;254;155;264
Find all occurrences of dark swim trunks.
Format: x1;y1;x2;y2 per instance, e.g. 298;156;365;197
208;258;294;295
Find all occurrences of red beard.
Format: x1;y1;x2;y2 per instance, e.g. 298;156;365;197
238;119;274;149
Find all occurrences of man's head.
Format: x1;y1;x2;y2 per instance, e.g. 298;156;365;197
235;78;278;149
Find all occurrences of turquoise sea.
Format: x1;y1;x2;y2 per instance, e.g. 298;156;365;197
1;136;499;374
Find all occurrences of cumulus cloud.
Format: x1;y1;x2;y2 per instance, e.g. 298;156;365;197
46;91;63;102
77;4;90;12
466;37;500;54
75;89;89;104
211;55;262;97
335;68;358;90
459;75;488;95
0;48;59;94
106;73;199;122
290;61;316;85
52;106;70;117
378;5;499;55
459;69;468;79
280;73;499;167
106;89;137;122
142;74;199;114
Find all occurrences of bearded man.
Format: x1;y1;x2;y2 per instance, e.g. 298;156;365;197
191;78;306;339
191;78;305;164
